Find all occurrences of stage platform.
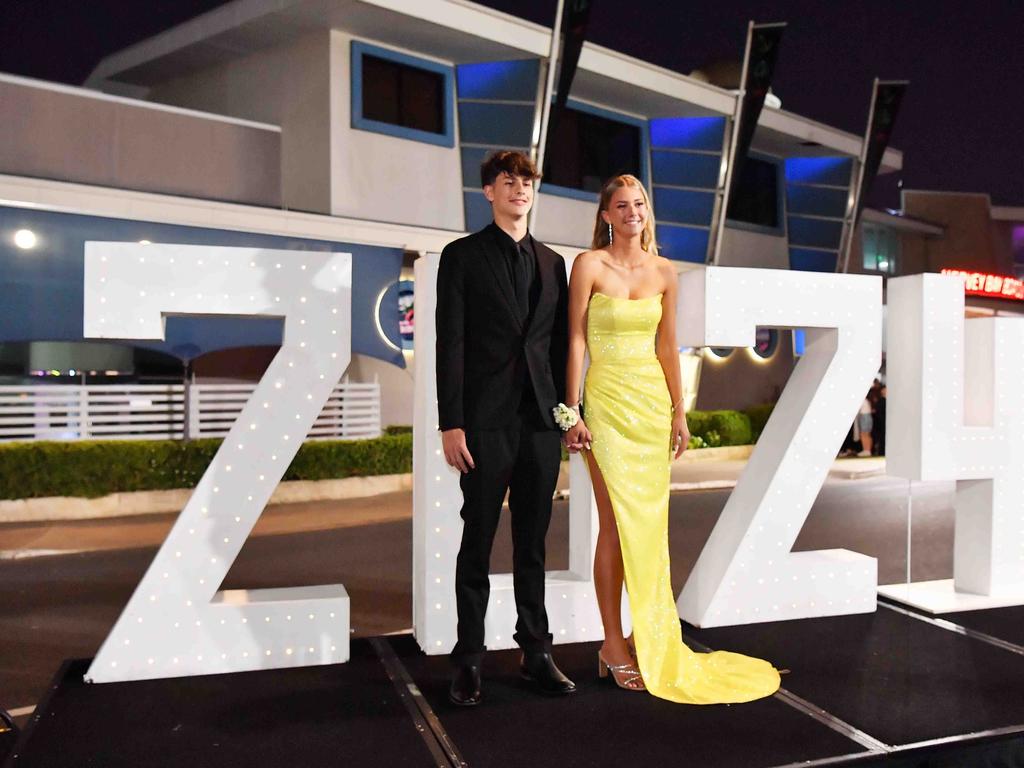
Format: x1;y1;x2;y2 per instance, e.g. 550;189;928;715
6;602;1024;768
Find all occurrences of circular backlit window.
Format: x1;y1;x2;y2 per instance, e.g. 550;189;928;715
752;327;779;359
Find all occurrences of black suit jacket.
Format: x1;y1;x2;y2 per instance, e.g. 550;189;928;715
436;223;568;432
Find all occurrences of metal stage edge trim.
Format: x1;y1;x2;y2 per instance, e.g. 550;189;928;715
370;637;468;768
877;597;1024;657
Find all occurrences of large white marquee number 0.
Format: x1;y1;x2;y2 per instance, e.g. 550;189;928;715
677;267;882;627
83;243;352;683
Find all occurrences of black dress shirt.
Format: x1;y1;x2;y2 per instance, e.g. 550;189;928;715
492;223;538;322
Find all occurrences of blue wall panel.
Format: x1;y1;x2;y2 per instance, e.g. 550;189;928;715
649;117;725;152
789;247;838;272
456;60;540;101
787;216;844;250
786;184;848;218
651;151;720;189
649;120;722;258
656;224;709;263
653;187;715;227
463;191;493;233
457;102;534;147
0;206;405;367
460;146;491;188
456;59;540;232
784;157;853;187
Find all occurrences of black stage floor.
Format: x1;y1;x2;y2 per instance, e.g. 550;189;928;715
6;603;1024;768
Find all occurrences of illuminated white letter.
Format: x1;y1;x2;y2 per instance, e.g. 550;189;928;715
880;273;1024;611
83;243;352;682
677;267;881;627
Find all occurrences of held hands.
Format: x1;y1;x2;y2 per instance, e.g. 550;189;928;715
441;428;475;473
671;410;690;459
564;419;592;454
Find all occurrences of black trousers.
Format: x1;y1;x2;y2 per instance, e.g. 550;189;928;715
451;413;561;665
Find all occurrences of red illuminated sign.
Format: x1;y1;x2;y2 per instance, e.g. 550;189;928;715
940;269;1024;301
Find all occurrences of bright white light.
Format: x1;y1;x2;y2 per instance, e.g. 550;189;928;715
13;229;37;249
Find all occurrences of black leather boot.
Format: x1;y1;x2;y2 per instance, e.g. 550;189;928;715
520;651;577;696
449;662;482;706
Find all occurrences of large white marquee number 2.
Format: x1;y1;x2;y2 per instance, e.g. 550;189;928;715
677;267;882;627
83;243;352;683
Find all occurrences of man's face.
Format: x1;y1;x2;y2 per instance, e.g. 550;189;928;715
483;171;534;218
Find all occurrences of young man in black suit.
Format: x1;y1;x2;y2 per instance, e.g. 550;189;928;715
436;150;576;706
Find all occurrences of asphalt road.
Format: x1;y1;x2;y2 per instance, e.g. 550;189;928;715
0;476;955;715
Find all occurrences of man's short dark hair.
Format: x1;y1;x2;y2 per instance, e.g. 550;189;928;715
480;150;541;188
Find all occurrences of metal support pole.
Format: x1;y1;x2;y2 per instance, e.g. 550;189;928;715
838;78;879;273
529;0;565;235
708;21;754;266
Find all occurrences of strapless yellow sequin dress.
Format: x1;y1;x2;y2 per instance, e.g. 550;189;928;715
583;292;780;704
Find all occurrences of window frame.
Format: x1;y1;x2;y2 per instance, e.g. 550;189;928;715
724;151;787;237
539;99;650;203
350;40;455;148
861;222;899;275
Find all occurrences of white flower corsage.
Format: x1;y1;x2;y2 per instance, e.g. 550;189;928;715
552;403;580;432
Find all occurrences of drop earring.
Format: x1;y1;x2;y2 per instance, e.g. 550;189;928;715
607;222;613;244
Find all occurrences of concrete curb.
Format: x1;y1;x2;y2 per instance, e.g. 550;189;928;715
0;447;881;524
676;445;755;462
0;473;414;524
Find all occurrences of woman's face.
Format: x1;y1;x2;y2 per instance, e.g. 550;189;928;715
602;184;648;239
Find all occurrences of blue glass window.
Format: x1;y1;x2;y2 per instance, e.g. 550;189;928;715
351;41;455;148
541;101;649;202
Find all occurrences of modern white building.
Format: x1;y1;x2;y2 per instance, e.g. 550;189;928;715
1;0;919;423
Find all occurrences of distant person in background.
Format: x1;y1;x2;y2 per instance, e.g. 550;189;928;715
874;385;887;456
856;396;873;457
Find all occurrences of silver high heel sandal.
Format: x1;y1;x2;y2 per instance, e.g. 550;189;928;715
598;652;645;691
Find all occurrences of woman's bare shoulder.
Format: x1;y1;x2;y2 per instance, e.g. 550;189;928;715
653;255;678;279
571;249;605;274
653;254;676;271
575;248;606;263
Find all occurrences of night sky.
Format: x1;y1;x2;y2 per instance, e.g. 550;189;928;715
2;0;1021;207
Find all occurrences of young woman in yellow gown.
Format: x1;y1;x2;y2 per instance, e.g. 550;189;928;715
562;174;781;704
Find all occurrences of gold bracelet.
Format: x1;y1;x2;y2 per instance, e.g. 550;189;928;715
670;396;684;413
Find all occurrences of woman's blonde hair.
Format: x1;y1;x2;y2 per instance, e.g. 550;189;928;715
590;174;659;255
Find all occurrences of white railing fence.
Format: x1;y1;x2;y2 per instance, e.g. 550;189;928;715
0;380;381;443
187;381;381;440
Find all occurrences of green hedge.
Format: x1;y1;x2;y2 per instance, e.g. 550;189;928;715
744;403;775;442
0;434;412;501
685;411;711;440
708;410;752;446
0;407;781;500
685;409;756;447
